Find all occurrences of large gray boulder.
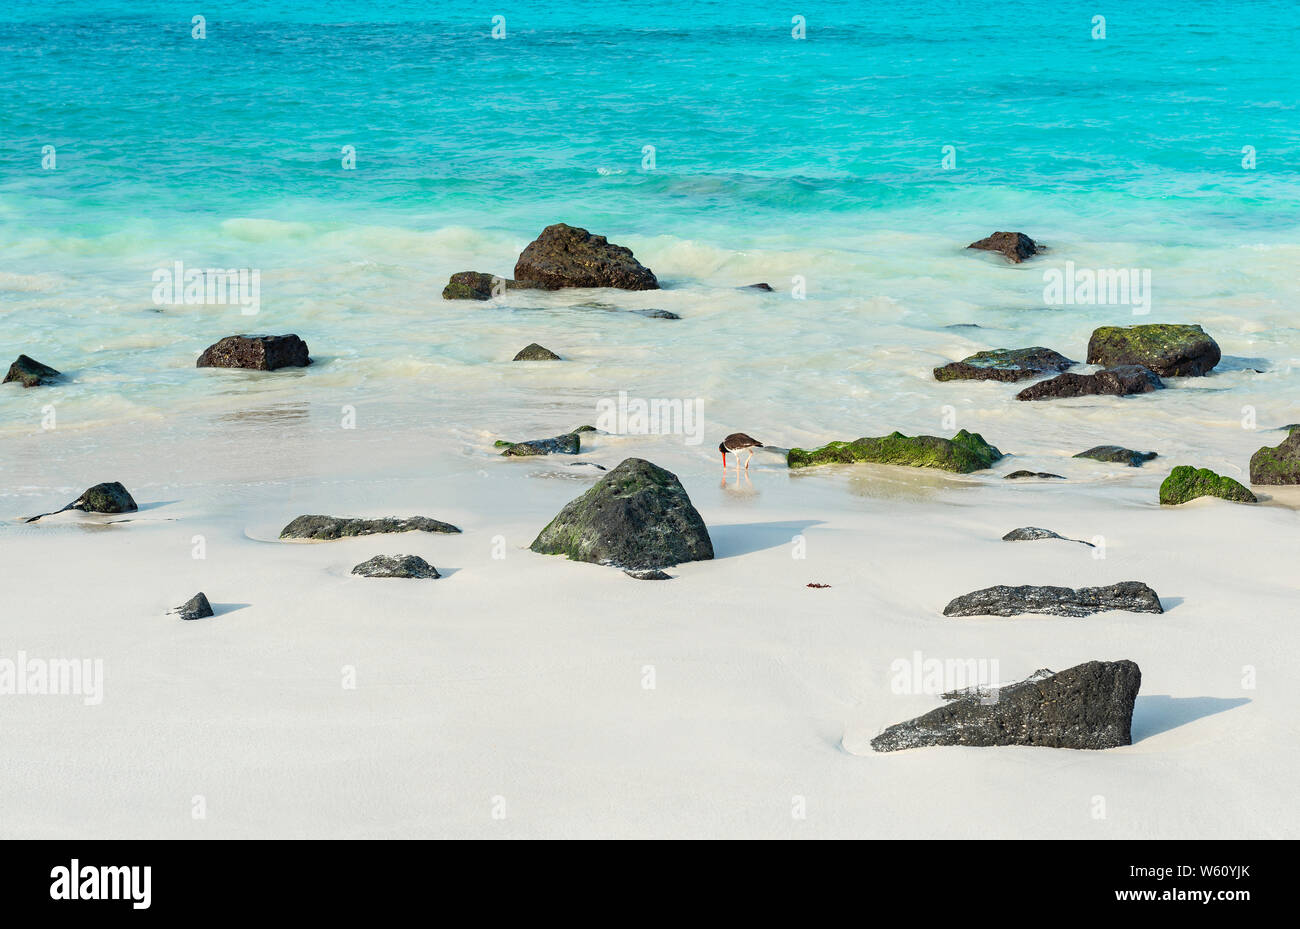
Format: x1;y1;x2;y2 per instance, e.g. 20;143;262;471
196;334;310;370
514;223;659;291
530;457;713;569
280;515;461;541
1086;324;1220;377
943;581;1163;617
870;660;1142;751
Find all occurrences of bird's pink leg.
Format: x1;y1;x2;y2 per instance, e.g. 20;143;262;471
745;449;753;470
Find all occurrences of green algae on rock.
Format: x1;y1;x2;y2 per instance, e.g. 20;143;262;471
530;457;712;569
1249;430;1300;485
1159;466;1257;505
1086;324;1220;377
786;429;1003;473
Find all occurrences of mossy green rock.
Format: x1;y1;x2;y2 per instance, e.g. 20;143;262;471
1086;324;1220;377
787;429;1003;473
530;457;713;569
1159;466;1257;505
1249;431;1300;485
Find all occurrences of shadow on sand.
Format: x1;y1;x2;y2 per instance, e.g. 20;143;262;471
1132;694;1250;742
708;520;825;558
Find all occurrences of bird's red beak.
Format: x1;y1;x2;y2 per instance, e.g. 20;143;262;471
720;452;727;468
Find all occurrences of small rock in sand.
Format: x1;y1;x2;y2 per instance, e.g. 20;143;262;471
172;592;214;621
351;555;441;578
1004;470;1065;480
870;659;1141;752
943;581;1163;617
280;515;461;540
625;568;672;580
26;481;138;522
1001;527;1094;547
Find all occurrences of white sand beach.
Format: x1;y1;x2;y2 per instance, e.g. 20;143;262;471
2;404;1295;838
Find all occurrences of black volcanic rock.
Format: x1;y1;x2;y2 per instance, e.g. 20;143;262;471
934;347;1073;382
513;343;562;361
442;271;515;300
351;555;441;579
943;582;1163;618
280;515;461;541
967;231;1039;263
4;354;61;388
196;334;310;370
514;223;659;291
1016;365;1162;400
1074;445;1158;467
172;592;214;621
870;660;1142;752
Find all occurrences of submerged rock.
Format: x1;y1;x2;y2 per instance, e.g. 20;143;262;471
744;282;774;291
1249;430;1300;485
196;334;310;370
787;429;1003;473
1004;470;1065;480
171;592;214;621
933;347;1073;382
442;271;514;300
4;354;61;388
351;554;441;578
1002;527;1094;547
1016;365;1163;400
280;515;461;541
513;343;562;361
1074;445;1158;467
498;432;582;456
1159;466;1257;505
870;659;1141;752
513;223;659;291
26;481;138;522
966;231;1039;263
637;309;680;319
1086;324;1221;377
625;568;672;580
530;457;713;569
943;581;1163;617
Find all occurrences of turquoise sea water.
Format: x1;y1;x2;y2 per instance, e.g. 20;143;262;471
1;1;1298;459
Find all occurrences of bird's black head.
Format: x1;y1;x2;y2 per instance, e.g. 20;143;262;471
718;441;726;454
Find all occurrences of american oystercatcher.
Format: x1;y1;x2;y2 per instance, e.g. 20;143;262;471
719;433;764;470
